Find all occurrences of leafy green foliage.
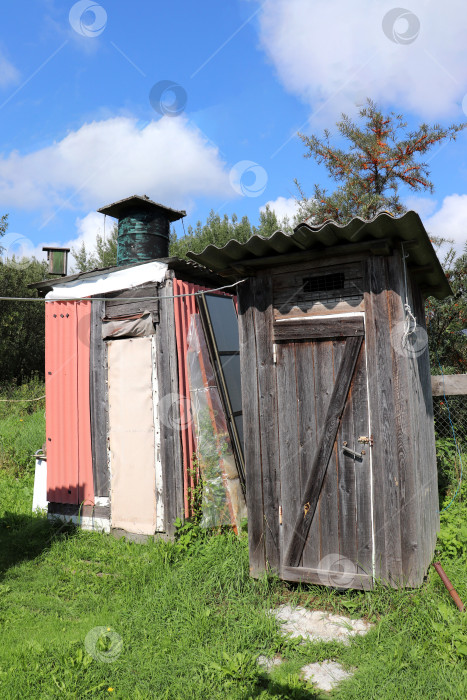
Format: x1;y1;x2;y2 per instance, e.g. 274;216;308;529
427;243;467;373
72;224;118;273
0;259;48;384
295;99;466;225
169;205;289;259
0;213;8;241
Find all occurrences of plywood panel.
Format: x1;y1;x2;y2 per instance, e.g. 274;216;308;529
108;336;157;535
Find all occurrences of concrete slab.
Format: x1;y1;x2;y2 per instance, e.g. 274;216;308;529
301;660;354;691
257;655;283;672
271;605;372;644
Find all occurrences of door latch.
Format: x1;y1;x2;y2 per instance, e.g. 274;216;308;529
342;442;364;460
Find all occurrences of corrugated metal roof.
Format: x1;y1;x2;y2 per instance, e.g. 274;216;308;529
187;211;452;300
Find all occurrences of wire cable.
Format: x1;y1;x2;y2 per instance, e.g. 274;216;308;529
0;278;247;303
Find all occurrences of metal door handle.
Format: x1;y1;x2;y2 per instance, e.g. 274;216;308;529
342;443;364;460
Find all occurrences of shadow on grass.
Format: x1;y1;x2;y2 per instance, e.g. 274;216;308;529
0;511;76;579
245;675;321;699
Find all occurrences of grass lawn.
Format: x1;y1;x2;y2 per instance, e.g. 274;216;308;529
0;384;466;698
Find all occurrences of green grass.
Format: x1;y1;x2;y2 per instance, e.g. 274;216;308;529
0;379;45;474
0;384;466;698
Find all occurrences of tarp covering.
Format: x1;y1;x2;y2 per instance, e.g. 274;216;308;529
187;314;247;531
102;311;155;339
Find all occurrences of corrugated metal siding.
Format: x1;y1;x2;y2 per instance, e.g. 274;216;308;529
172;279;238;517
173;279;206;516
45;301;94;505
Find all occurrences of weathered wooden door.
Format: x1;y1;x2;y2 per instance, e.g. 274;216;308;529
274;314;374;589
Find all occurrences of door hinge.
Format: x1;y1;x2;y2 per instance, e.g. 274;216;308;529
279;504;283;525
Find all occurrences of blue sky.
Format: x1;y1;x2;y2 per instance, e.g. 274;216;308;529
0;0;466;268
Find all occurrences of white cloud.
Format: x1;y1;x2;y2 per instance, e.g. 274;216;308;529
261;195;299;222
0;49;19;88
1;212;115;271
0;116;233;219
256;0;467;121
404;196;438;220
423;193;467;254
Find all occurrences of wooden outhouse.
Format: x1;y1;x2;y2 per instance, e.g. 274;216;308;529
189;211;452;589
31;195;245;539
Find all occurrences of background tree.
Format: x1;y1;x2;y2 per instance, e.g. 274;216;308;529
0;215;48;384
427;242;467;373
170;205;286;259
295;100;467;374
72;224;118;272
0;213;8;240
0;257;48;384
295;99;465;225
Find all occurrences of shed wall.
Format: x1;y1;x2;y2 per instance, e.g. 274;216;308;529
173;278;214;517
45;301;94;506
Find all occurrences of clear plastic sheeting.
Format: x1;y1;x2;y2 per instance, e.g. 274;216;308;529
102;311;155;339
187;314;247;531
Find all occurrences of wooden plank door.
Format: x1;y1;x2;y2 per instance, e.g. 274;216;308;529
274;315;374;589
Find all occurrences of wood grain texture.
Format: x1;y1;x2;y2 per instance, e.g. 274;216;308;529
105;283;159;321
410;274;440;571
385;252;420;585
318;340;340;565
284;334;363;567
252;275;281;572
431;374;467;396
363;256;403;585
238;278;265;576
295;342;321;570
351;341;373;576
273;317;364;342
156;281;184;536
276;342;300;565
281;566;372;590
89;299;109;497
335;341;358;573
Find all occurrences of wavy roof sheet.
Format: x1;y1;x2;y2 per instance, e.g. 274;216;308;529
187;211;452;299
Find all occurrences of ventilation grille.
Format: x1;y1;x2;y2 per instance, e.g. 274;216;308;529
303;272;345;294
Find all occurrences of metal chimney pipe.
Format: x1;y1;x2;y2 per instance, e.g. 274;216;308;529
97;195;186;266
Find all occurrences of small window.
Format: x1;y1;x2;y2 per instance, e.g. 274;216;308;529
302;272;345;294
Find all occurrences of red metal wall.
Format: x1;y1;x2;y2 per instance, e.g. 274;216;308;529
172;280;207;516
45;300;94;506
172;279;238;517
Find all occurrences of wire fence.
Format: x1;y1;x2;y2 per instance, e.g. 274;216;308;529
433;394;467;452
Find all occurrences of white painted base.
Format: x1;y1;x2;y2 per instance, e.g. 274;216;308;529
47;512;111;533
32;457;48;512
